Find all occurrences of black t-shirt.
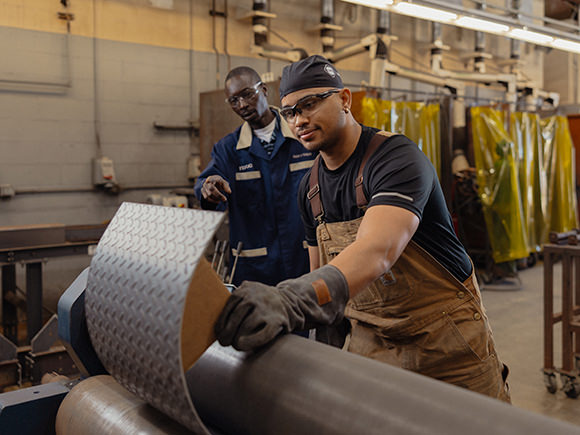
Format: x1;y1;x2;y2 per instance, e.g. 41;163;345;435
297;125;472;282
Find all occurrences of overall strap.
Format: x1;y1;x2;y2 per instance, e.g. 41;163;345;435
355;131;397;209
308;131;398;222
307;155;324;223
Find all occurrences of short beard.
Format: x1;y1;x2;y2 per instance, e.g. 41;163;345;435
300;137;331;153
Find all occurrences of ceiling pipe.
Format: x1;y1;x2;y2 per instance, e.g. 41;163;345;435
250;0;308;62
377;8;389;35
252;0;268;47
322;1;392;64
430;22;446;74
369;10;392;90
474;31;486;73
509;0;521;75
474;1;487;73
325;34;380;63
321;0;335;55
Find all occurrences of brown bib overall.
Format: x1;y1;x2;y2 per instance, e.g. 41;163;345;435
309;132;510;402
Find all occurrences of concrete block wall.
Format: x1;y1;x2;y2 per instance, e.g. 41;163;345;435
0;26;194;225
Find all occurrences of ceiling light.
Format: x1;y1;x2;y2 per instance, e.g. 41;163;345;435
455;16;509;34
509;28;554;45
341;0;393;9
552;38;580;54
394;2;457;23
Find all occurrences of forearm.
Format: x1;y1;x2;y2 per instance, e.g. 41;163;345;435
329;238;395;298
329;205;418;298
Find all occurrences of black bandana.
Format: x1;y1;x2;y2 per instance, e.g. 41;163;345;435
279;55;343;100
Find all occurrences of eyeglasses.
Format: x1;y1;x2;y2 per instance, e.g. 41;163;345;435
225;82;263;106
280;90;340;123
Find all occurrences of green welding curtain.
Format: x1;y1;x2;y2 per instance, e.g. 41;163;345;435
470;107;529;263
510;112;547;252
541;116;578;233
360;97;441;179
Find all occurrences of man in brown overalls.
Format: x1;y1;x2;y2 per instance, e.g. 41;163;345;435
215;55;510;402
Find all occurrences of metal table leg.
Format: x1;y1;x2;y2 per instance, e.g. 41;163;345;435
543;250;554;371
542;248;559;393
1;265;18;345
575;256;580;371
25;262;42;341
562;253;573;373
560;252;580;398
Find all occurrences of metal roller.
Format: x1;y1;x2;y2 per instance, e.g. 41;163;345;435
55;375;192;435
187;336;580;435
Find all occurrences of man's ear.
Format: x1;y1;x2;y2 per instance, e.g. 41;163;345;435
339;88;352;110
261;83;269;97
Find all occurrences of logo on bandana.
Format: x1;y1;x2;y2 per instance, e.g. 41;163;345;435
324;64;337;78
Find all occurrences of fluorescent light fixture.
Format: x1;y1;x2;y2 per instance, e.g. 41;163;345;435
509;28;554;45
552;38;580;54
342;0;580;56
341;0;393;8
394;2;457;23
455;16;509;34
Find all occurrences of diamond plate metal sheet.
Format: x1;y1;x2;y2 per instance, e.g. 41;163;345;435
85;203;224;433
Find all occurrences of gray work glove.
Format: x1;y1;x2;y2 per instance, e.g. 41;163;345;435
215;265;349;351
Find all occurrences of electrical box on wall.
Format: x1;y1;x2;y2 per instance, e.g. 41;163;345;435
92;157;117;187
0;184;15;199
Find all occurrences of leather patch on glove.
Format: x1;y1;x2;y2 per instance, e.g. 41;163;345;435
312;279;332;305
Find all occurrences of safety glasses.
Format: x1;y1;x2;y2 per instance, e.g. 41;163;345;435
225;82;263;106
280;89;340;123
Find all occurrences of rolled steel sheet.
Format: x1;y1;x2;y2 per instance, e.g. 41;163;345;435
85;203;225;433
187;335;580;435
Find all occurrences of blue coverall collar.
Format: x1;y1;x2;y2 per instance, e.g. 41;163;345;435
236;107;297;150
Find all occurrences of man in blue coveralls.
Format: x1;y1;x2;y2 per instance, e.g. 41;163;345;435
195;66;314;287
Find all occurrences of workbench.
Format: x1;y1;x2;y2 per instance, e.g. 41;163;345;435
0;224;106;345
543;243;580;398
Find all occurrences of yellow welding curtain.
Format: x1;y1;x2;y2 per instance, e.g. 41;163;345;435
360;98;441;178
510;112;547;252
470;107;529;263
541;116;578;233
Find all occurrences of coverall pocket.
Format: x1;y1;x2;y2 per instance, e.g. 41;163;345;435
236;177;263;206
444;301;491;362
351;274;412;311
